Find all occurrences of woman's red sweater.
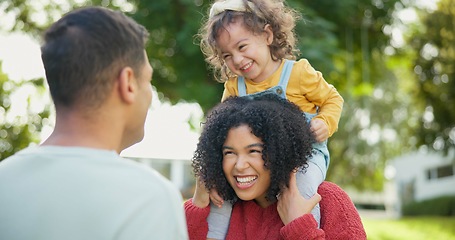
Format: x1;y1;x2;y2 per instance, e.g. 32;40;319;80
184;181;367;240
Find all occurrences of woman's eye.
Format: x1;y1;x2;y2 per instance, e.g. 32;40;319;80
222;54;231;60
239;45;246;50
250;149;262;154
223;151;234;156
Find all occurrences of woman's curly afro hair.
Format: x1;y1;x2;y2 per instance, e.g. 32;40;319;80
192;93;315;203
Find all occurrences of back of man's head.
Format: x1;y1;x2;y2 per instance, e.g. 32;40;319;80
41;6;149;110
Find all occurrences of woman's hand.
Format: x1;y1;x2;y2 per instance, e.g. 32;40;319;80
209;189;224;208
192;176;211;208
277;171;321;225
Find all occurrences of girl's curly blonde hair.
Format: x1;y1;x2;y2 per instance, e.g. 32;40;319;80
197;0;300;83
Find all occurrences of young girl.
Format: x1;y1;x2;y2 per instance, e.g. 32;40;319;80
198;0;344;238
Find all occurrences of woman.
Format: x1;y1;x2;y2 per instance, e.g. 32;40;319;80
185;94;366;239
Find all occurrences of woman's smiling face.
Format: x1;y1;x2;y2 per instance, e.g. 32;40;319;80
222;124;272;208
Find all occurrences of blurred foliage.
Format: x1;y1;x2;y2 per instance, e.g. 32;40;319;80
403;195;455;216
0;0;65;37
0;62;50;160
130;0;223;110
404;0;455;154
1;0;453;191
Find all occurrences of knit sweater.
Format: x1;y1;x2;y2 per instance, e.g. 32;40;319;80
184;181;366;240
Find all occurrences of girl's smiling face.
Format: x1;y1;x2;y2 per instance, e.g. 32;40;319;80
216;18;281;83
222;124;272;208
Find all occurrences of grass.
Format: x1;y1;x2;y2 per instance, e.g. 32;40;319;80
363;216;455;240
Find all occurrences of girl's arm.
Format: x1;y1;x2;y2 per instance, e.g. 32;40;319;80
297;59;344;137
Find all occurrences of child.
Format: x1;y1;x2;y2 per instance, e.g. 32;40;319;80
198;0;343;239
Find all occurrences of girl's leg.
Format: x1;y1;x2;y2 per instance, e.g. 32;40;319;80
207;201;232;239
296;160;325;228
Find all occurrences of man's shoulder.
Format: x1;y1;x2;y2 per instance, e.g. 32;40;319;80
117;159;182;197
1;146;177;193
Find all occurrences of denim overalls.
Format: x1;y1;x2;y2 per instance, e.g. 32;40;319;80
237;59;330;178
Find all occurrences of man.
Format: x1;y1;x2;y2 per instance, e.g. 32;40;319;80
0;6;188;240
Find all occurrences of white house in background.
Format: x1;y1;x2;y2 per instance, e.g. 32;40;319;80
384;149;455;217
120;122;200;199
119;100;202;199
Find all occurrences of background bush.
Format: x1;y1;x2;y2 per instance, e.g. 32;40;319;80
403;195;455;216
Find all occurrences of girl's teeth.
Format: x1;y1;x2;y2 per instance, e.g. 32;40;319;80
241;62;252;70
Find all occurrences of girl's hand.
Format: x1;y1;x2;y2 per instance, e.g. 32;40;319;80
209;189;224;208
310;119;329;142
192;176;211;208
277;171;321;225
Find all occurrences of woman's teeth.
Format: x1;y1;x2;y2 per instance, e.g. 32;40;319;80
236;176;257;184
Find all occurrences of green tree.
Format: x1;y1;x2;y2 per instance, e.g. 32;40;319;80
0;0;57;161
131;0;223;111
405;0;455;154
0;62;50;161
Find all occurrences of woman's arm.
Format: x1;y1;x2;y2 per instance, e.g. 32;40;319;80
184;177;212;240
184;199;211;240
280;214;325;239
278;180;366;239
277;172;325;239
318;181;367;239
277;172;321;225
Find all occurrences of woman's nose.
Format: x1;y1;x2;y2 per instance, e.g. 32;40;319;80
235;155;249;171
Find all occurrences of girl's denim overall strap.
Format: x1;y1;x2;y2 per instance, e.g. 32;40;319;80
237;59;295;99
237;76;248;96
276;60;295;99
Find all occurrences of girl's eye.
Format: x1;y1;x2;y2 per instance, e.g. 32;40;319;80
239;45;246;50
222;54;231;60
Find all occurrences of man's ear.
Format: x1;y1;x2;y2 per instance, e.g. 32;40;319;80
264;24;274;45
117;66;136;104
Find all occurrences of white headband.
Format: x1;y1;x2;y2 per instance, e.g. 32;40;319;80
209;0;263;18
